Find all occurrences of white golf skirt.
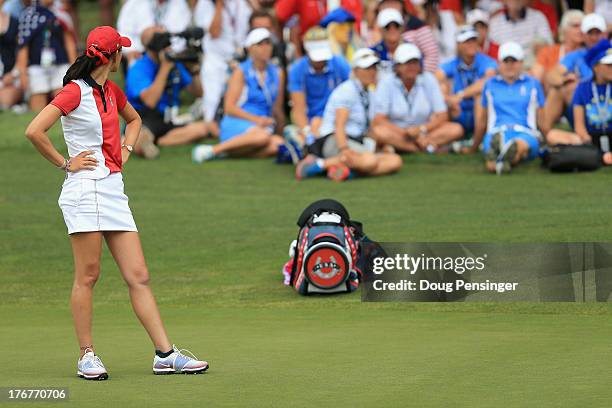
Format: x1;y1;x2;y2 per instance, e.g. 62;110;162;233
58;173;138;235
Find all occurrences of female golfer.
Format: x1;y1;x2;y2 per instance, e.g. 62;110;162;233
25;26;208;380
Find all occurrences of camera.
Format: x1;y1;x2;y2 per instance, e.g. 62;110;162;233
147;27;205;64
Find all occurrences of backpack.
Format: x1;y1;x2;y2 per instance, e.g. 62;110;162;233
282;199;368;295
542;144;602;172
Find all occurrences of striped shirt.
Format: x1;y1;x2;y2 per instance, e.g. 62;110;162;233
488;8;553;52
401;16;440;73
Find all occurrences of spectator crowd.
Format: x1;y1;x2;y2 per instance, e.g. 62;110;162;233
2;0;612;177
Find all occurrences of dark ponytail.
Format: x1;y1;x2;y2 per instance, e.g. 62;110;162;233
62;50;113;86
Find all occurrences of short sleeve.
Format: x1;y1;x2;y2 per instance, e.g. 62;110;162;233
126;60;155;101
287;61;306;93
50;82;81;115
336;57;351;81
560;52;577;72
440;60;454;79
333;85;356;110
177;63;193;88
481;79;490;108
571;81;589;107
425;73;447;113
108;80;127;111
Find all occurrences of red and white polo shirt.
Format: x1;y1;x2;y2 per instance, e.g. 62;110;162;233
51;77;127;179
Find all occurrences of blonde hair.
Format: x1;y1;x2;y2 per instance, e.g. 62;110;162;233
559;10;584;42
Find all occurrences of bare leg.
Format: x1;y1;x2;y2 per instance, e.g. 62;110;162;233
249;135;284;158
512;139;530;165
104;231;172;352
29;94;48;111
424;122;465;148
0;86;23;108
213;127;271;156
70;232;104;358
371;124;420;152
546;129;582;145
342;151;402;176
158;122;208;146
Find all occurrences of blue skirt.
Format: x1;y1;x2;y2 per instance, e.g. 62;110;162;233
219;116;256;143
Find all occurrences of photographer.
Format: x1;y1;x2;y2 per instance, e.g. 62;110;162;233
126;26;206;159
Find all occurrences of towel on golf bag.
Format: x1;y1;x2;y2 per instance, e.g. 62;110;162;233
282;199;385;295
542;144;602;172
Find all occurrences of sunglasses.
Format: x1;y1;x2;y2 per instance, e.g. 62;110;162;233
383;22;401;30
502;57;519;63
256;39;272;46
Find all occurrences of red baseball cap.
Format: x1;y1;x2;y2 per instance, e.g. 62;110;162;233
86;26;131;54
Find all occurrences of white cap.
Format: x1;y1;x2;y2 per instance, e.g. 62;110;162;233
305;40;333;62
376;8;403;28
466;9;489;26
498;41;525;61
455;25;479;43
393;43;422;64
352;48;380;68
244;28;271;47
581;13;606;33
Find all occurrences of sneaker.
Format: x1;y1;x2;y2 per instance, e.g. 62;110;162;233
153;345;209;375
295;155;324;180
77;350;108;381
192;145;215;163
485;132;503;163
495;139;518;175
327;165;351;182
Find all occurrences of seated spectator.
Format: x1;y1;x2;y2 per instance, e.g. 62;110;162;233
288;27;350;142
296;49;402;181
249;10;287;69
192;28;284;162
377;0;440;73
0;0;22;109
488;0;553;65
15;0;76;111
436;26;497;139
320;7;361;62
194;0;252;130
126;27;206;159
117;0;192;65
467;8;499;59
547;39;612;165
544;13;608;132
371;43;463;153
532;10;584;84
370;8;405;79
584;0;612;32
473;42;546;174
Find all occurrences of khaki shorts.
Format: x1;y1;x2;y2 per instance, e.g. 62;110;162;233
318;134;376;158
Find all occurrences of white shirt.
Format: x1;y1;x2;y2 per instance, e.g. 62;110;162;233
489;8;553;52
117;0;192;53
194;0;252;60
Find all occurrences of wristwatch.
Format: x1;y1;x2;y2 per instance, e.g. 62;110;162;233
122;144;133;152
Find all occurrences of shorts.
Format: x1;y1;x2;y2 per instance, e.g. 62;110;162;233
483;129;541;161
58;173;138;235
453;109;474;135
28;63;70;95
219;115;274;143
137;108;178;141
308;134;375;158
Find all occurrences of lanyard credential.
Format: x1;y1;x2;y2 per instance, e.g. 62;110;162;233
591;81;611;133
352;79;370;128
254;66;274;111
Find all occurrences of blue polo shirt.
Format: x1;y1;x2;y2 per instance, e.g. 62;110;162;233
126;54;192;114
572;79;612;135
560;48;592;81
440;52;497;113
288;55;350;120
481;74;545;132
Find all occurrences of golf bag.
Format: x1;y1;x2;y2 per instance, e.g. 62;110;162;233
543;144;602;172
283;199;378;295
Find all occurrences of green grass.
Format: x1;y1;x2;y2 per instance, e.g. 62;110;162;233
2;108;612;408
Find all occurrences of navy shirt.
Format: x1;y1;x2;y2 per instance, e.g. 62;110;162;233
440;52;497;114
126;54;192;114
572;79;612;135
288;55;350;120
0;15;19;74
17;5;68;66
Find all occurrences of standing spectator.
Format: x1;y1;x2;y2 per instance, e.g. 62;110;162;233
371;43;464;153
544;13;608;132
473;42;546;174
547;39;612;163
488;0;553;64
377;0;440;72
117;0;192;65
532;10;584;84
288;27;350;141
274;0;363;39
126;27;206;159
584;0;612;31
436;26;498;139
192;28;285;162
370;8;405;79
296;49;402;181
424;0;458;61
467;8;499;59
15;0;76;111
0;0;22;109
194;0;252;129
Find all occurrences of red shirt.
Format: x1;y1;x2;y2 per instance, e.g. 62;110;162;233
275;0;363;36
